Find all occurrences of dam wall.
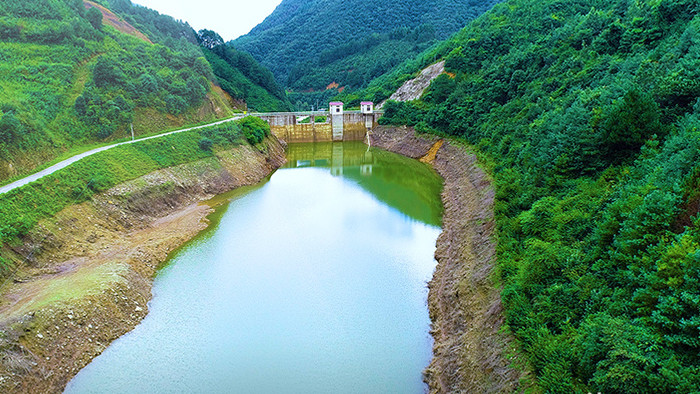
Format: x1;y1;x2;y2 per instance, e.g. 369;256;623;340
253;111;382;143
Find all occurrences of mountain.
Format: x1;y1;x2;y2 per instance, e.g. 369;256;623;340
231;0;502;106
0;0;289;183
379;0;700;391
100;2;292;111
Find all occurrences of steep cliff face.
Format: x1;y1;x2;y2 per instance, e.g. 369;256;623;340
0;137;285;393
370;126;524;393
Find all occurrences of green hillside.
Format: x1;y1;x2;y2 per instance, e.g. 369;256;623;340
379;0;700;391
232;0;502;107
197;30;291;112
99;1;292;111
0;0;288;183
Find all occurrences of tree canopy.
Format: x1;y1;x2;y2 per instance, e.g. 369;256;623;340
232;0;502;108
378;0;700;391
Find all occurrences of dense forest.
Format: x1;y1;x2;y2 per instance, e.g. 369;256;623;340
232;0;502;109
197;30;291;112
0;0;288;183
99;0;291;111
378;0;700;391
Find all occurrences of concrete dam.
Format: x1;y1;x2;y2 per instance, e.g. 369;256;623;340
251;102;383;143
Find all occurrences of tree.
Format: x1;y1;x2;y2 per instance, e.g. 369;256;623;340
86;7;103;30
93;56;125;88
601;89;665;154
74;95;87;116
139;73;158;93
0;112;21;143
198;29;223;49
198;137;213;151
239;116;269;144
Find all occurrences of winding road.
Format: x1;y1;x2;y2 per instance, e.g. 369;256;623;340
0;115;244;196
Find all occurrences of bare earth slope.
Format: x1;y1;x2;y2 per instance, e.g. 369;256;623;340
371;126;524;393
378;61;446;109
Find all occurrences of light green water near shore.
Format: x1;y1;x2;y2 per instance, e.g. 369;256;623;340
65;141;443;393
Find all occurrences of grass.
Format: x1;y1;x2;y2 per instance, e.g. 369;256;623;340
7;262;129;319
0;115;240;188
0;118;262;246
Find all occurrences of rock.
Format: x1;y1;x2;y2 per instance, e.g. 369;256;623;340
378;60;446;109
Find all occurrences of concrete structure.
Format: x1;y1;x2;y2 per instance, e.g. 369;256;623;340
252;106;383;144
283;141;376;176
361;101;374;114
329;102;344;115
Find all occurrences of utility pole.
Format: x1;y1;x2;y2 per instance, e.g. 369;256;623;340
130;123;134;141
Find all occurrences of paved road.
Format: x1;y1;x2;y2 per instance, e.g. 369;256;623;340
0;115;243;196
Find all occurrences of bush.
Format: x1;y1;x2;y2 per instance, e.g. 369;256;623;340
92;56;125;88
86;7;102;30
198;137;213;151
239;116;270;145
0;112;21;143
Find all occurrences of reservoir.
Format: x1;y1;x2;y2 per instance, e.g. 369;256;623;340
65;141;443;393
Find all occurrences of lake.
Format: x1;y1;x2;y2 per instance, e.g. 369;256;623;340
65;141;443;394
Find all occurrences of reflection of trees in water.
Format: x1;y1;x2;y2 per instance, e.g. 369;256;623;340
282;142;443;226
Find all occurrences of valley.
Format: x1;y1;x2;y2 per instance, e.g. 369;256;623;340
1;0;700;392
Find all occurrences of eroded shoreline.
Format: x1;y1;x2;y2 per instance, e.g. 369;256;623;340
0;138;286;393
370;126;523;393
1;129;520;393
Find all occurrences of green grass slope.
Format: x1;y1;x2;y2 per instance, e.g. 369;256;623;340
0;0;288;183
100;1;292;111
379;0;700;391
0;117;270;271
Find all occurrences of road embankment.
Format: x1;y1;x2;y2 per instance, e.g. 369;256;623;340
370;126;524;393
0;137;285;393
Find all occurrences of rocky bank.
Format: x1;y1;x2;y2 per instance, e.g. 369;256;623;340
371;126;524;393
1;126;524;393
0;137;286;393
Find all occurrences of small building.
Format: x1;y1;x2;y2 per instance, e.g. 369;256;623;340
329;101;344;115
360;101;374;114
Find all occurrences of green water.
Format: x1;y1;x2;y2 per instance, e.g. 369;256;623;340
65;141;443;394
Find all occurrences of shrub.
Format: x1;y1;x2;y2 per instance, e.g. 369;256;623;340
198;137;213;151
86;7;102;30
239;116;270;145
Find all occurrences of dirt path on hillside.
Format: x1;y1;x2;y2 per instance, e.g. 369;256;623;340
370;126;524;393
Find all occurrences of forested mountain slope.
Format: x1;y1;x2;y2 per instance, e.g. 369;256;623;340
231;0;502;105
378;0;700;391
101;1;291;111
0;0;288;183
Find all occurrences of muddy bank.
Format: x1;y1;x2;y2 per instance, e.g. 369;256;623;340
0;137;285;393
370;126;523;393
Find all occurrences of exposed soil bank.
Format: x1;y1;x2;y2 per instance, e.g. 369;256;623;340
0;137;285;393
370;126;524;393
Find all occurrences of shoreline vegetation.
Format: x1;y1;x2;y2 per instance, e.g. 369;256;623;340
0;115;245;190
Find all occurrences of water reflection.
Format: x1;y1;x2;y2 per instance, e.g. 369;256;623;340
65;141;444;394
283;142;443;226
